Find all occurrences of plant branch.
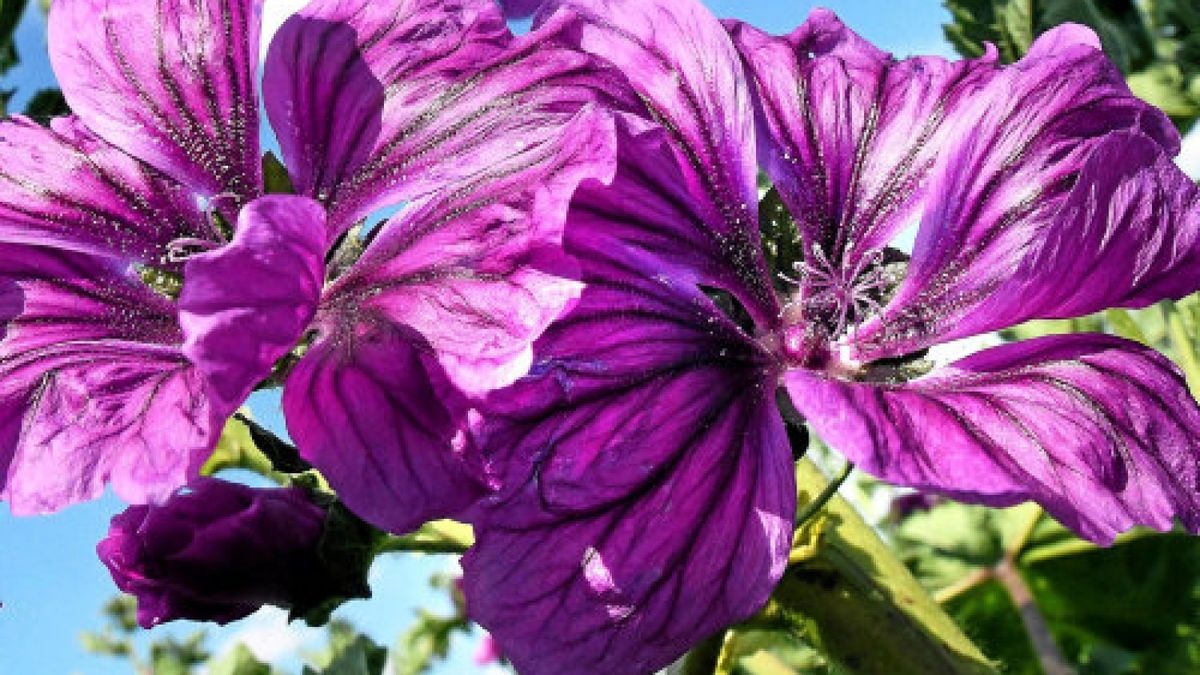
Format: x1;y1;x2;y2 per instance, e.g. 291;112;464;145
993;559;1073;675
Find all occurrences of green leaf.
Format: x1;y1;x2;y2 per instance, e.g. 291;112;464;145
768;460;997;675
942;580;1043;675
262;152;295;195
22;88;69;121
391;609;470;675
208;645;273;675
294;502;381;627
1025;533;1200;669
0;0;27;76
321;636;387;675
892;499;1200;673
941;0;1033;63
758;187;802;288
943;0;1200;131
236;412;312;474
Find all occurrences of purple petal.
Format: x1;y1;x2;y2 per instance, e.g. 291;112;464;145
323;105;615;395
727;11;998;292
49;0;262;201
855;130;1200;360
553;0;777;324
0;116;214;263
785;334;1200;544
495;0;543;19
840;26;1187;360
263;0;621;234
282;326;486;534
178;196;327;417
0;248;213;513
463;240;793;673
282;107;614;533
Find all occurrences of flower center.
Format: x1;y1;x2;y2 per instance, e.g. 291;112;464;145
774;244;903;375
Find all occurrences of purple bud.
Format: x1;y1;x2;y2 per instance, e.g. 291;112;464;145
97;478;341;628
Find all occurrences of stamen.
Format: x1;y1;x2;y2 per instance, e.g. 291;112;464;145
779;243;898;340
165;237;220;263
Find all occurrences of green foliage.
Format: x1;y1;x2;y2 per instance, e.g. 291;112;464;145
208;645;274;675
893;501;1200;674
0;0;27;78
81;596;211;675
391;574;472;675
759;187;803;289
21;87;67;120
296;502;381;627
303;620;388;675
262;151;296;195
942;0;1200;131
758;461;997;675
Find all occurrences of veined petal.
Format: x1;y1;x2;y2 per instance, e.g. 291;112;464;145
728;11;997;283
786;334;1200;544
0;116;213;264
49;0;262;202
0;247;213;513
464;240;792;673
323;106;615;396
282;326;485;534
855;131;1200;360
178;196;326;418
550;0;777;324
844;26;1185;360
283;107;615;533
263;0;623;234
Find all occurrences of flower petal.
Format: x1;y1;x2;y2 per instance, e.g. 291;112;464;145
0;247;212;513
323;106;615;396
282;326;485;534
785;334;1200;544
178;196;327;417
855;130;1200;360
49;0;262;201
464;240;792;673
0;116;214;263
550;0;777;324
262;0;620;234
728;11;997;287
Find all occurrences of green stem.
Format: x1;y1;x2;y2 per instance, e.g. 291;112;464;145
377;520;473;555
793;461;853;527
1163;300;1200;393
774;460;997;675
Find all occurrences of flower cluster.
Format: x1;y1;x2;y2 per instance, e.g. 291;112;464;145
4;0;1200;673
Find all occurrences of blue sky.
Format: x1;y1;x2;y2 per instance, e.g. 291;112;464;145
0;2;956;673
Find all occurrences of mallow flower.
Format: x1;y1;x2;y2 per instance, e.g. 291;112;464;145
0;0;617;531
462;1;1200;672
98;477;346;627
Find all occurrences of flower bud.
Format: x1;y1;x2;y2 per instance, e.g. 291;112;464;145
97;478;353;628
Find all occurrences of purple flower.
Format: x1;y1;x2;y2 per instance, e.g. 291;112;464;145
461;2;1200;672
0;0;617;526
98;478;344;627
